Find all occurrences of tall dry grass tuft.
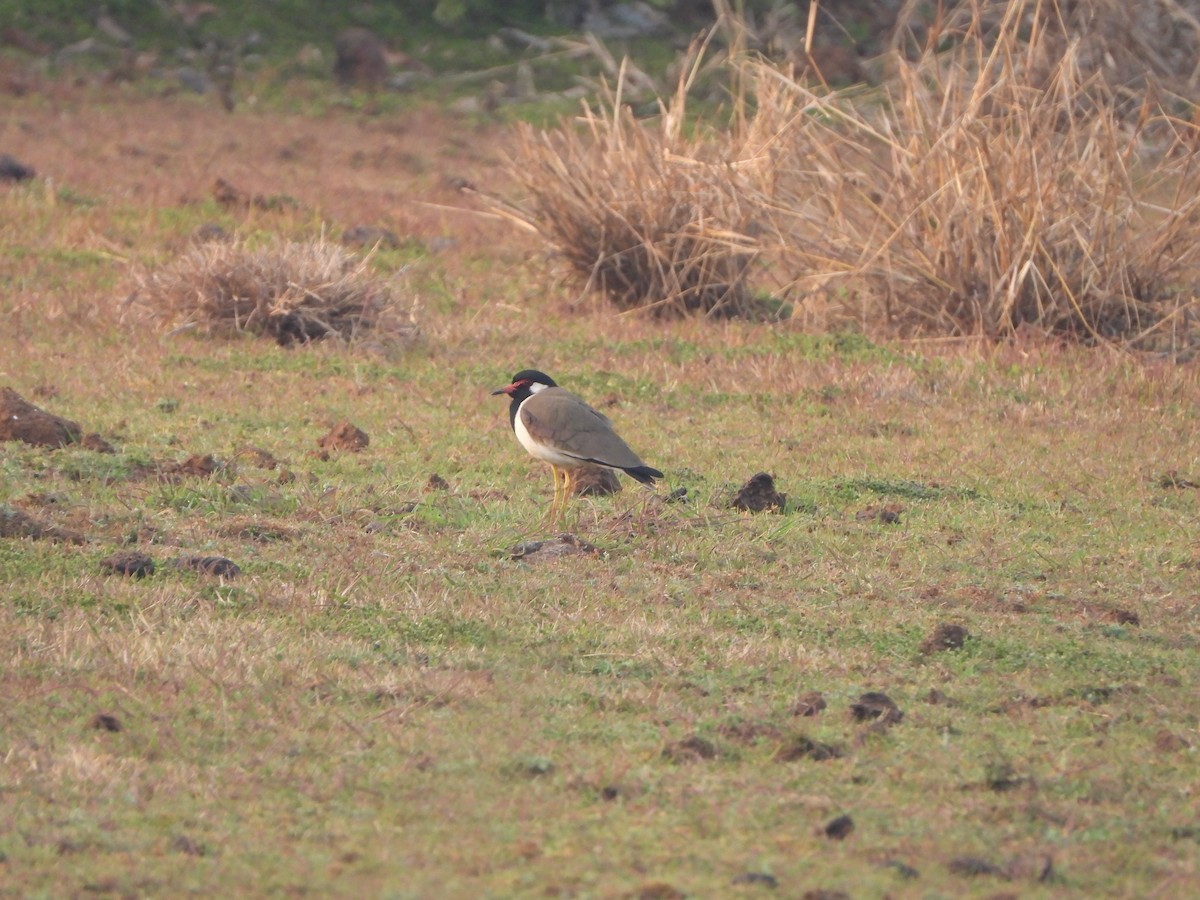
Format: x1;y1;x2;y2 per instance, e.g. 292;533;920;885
129;236;417;347
754;0;1200;346
489;42;773;318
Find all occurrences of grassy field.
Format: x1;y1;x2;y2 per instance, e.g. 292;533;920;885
2;83;1199;899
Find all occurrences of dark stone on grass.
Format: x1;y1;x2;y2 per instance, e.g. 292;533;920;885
732;472;786;513
774;734;843;762
948;856;1008;878
664;486;689;503
823;814;854;840
101;550;154;578
850;691;903;724
318;421;369;452
91;713;121;732
663;734;718;763
425;472;451;492
0;152;35;181
732;871;778;888
920;622;969;654
601;784;622;801
171;555;241;578
791;690;827;717
0;387;81;447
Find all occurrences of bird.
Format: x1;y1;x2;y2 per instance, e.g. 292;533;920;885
492;369;663;521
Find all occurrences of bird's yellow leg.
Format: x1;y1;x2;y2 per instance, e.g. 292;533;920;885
545;464;562;526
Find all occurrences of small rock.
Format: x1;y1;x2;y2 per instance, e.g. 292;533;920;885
425;473;451;492
91;713;121;732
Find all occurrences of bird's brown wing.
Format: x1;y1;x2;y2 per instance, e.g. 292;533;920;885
519;388;648;470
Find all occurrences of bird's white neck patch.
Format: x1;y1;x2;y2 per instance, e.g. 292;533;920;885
528;381;551;394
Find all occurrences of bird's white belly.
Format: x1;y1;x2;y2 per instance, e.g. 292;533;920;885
515;406;581;467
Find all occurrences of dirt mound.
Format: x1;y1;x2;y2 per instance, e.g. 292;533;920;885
0;388;80;447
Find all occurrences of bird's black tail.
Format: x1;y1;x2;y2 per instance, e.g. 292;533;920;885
624;465;664;486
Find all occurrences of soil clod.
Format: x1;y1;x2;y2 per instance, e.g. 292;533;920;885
0;153;35;181
0;387;81;448
791;691;827;717
850;691;904;724
171;555;241;578
425;473;451;492
947;856;1007;878
101;551;155;577
824;814;854;840
732;472;786;512
921;622;969;654
663;734;718;763
509;533;600;563
571;463;621;496
774;734;843;762
80;433;115;453
0;505;85;543
319;422;369;452
732;871;778;888
91;713;121;732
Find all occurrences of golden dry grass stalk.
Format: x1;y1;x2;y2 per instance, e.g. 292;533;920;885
755;0;1200;347
130;236;417;346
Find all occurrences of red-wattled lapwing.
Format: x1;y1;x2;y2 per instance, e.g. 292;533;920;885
492;369;663;520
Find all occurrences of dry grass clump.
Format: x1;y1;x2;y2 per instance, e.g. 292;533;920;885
927;0;1200;105
131;237;416;346
491;48;771;318
755;0;1200;346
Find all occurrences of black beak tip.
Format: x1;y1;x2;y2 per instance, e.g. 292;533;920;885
491;387;509;396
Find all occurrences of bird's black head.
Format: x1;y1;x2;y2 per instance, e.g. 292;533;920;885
492;370;556;432
491;370;557;402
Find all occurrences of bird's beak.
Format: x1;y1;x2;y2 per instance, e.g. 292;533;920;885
491;383;516;396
